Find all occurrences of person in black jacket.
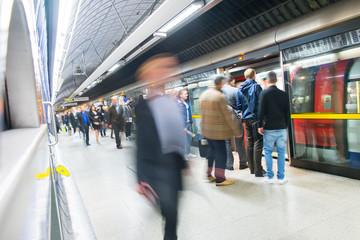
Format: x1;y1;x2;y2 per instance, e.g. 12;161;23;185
236;68;265;177
135;53;187;240
258;71;291;185
76;106;91;146
89;105;103;144
108;96;124;149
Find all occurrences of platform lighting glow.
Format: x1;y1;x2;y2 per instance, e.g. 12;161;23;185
157;2;203;33
108;63;121;73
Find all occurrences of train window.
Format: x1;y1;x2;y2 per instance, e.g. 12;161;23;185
283;45;360;170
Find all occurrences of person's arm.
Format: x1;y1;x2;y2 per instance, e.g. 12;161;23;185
254;85;263;117
236;89;242;112
219;96;240;136
108;108;113;128
258;91;265;127
285;93;291;127
257;91;265;135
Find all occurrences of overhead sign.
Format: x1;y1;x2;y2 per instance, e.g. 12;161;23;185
62;102;78;107
74;97;89;101
65;98;74;102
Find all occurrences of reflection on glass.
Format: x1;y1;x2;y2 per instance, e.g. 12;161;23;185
284;52;360;170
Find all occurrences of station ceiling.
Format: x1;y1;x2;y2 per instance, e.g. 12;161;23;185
54;0;341;106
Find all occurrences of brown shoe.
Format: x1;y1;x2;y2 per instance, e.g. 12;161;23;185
204;176;216;182
216;180;234;186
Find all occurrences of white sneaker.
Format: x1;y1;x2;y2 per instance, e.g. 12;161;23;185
263;177;276;184
278;178;288;185
187;153;197;159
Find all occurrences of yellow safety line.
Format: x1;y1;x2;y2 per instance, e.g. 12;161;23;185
194;113;360;119
357;81;360;114
291;113;360;119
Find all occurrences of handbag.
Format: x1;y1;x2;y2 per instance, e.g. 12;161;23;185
227;105;244;137
242;93;263;141
100;122;106;129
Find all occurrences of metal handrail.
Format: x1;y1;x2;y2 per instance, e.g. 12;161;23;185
43;101;58;146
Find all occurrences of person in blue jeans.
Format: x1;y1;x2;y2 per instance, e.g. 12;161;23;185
258;71;291;184
178;89;196;160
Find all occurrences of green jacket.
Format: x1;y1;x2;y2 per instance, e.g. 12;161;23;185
109;105;124;126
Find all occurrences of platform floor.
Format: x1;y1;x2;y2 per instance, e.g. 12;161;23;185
58;130;360;240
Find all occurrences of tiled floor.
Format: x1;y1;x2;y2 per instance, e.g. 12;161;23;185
58;130;360;240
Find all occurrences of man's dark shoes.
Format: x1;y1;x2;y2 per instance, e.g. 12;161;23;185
86;143;91;146
239;165;249;170
117;146;123;149
226;167;234;171
255;170;267;177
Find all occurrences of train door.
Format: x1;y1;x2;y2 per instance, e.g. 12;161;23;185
283;33;360;179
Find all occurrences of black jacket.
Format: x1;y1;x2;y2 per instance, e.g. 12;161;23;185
135;99;186;190
258;85;291;130
108;104;124;126
76;111;91;128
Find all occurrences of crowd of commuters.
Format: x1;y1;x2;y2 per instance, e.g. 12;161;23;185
132;53;291;240
56;54;291;240
55;96;136;149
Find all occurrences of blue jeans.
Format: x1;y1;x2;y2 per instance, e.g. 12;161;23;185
264;129;287;180
185;122;192;155
100;128;106;136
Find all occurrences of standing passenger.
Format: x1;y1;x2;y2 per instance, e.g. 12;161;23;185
258;71;290;184
178;89;196;160
109;96;124;149
89;105;102;144
236;68;266;177
200;75;241;186
76;106;91;146
123;98;133;141
222;75;248;170
135;53;187;240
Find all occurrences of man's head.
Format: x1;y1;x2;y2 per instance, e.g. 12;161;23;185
136;53;178;85
244;68;256;80
214;75;227;89
80;106;86;112
262;77;270;89
179;89;188;101
267;71;277;84
168;89;178;99
111;96;118;106
225;75;235;86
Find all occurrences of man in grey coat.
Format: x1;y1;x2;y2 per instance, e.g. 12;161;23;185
222;75;248;170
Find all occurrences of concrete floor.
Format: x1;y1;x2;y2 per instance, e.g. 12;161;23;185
58;130;360;240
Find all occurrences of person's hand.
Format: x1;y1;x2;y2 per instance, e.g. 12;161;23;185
258;127;264;135
137;182;159;205
182;167;191;175
94;116;99;119
94;122;100;125
109;124;112;128
126;120;128;123
76;128;80;131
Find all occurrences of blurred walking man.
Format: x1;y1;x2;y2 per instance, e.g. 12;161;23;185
258;71;290;184
135;53;187;240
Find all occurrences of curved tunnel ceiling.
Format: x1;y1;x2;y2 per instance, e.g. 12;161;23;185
55;0;165;105
55;0;342;107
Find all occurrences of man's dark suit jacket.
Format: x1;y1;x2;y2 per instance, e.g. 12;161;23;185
76;111;91;128
135;99;186;192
